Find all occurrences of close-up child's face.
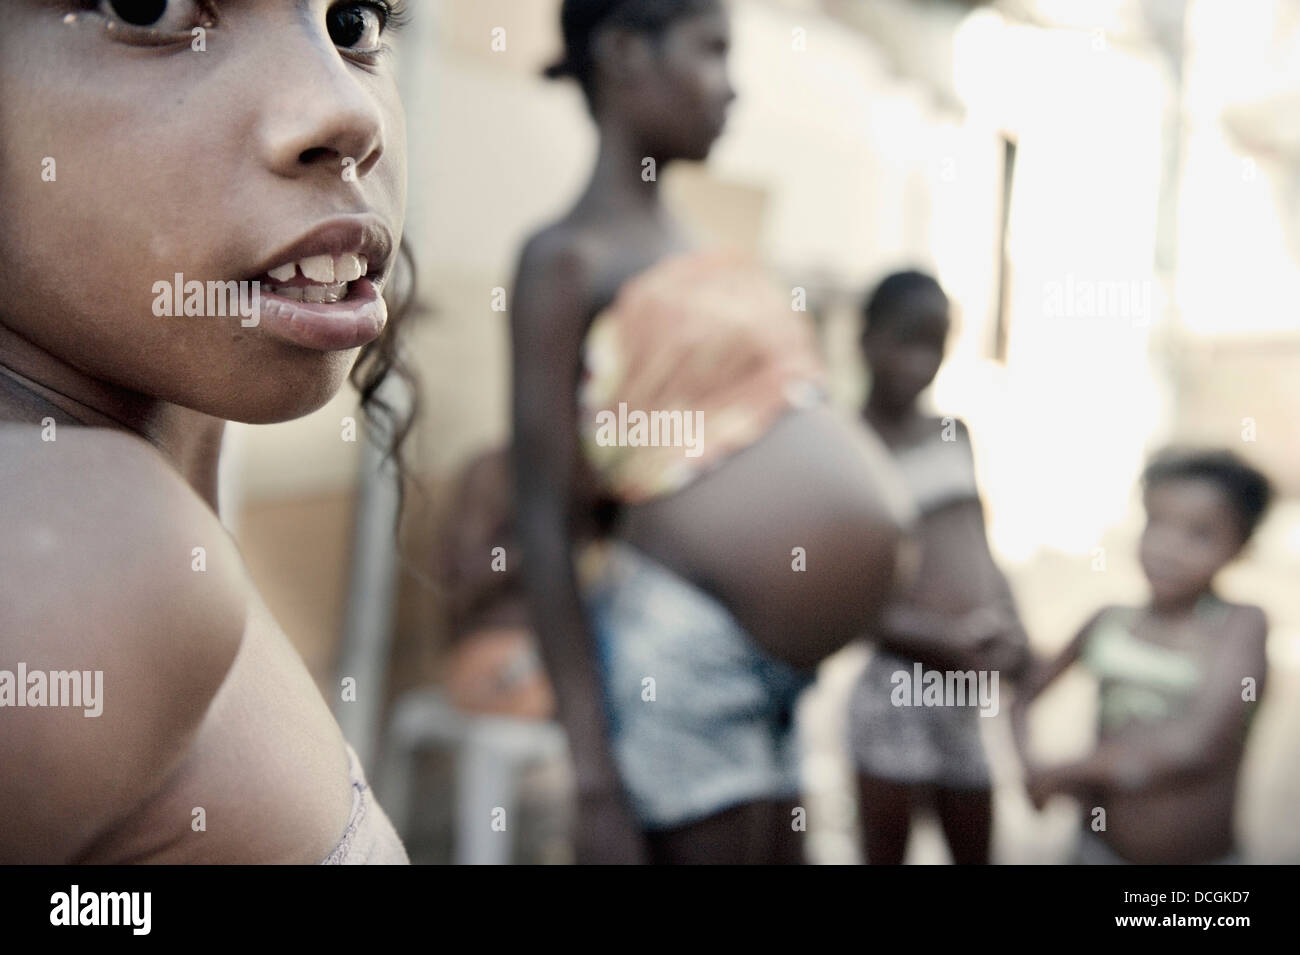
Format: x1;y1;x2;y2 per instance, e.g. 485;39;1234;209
0;1;408;424
1140;477;1245;604
864;290;950;408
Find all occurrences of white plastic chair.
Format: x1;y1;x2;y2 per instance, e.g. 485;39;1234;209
378;689;569;864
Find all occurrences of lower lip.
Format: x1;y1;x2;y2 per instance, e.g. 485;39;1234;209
254;278;387;351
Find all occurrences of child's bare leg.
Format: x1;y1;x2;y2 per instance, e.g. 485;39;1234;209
934;787;992;864
857;774;913;864
647;798;806;864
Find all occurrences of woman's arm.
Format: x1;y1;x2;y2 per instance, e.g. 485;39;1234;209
509;234;646;863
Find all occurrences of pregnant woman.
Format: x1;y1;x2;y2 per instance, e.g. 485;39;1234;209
1;0;413;863
511;0;913;863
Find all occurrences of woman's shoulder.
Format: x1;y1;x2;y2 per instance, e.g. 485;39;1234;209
514;221;608;294
514;222;697;318
0;424;247;860
509;223;616;347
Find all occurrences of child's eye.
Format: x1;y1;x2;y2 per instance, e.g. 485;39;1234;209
95;0;207;34
327;2;402;54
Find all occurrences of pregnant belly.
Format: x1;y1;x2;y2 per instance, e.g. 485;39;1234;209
617;404;913;669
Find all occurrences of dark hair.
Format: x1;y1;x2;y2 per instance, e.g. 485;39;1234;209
350;237;422;480
1143;447;1273;541
543;0;716;106
861;269;947;336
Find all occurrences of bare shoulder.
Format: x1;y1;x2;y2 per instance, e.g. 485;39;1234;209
516;220;604;275
1222;600;1268;632
1218;600;1269;658
512;221;606;313
509;223;613;382
0;425;247;861
907;415;974;458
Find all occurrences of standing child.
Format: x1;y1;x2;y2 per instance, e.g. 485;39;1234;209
1;0;414;863
1013;449;1271;864
848;270;1029;865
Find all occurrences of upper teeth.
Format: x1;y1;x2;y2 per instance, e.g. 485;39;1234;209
266;253;367;284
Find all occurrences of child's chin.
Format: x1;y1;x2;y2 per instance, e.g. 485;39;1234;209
1147;580;1193;604
234;390;346;425
185;371;351;425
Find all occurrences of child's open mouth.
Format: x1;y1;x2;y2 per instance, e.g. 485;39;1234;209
255;252;369;303
244;219;394;350
248;251;387;351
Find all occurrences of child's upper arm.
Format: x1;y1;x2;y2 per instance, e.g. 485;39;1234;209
1230;604;1269;690
1198;603;1269;749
